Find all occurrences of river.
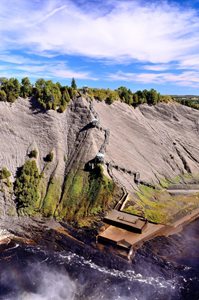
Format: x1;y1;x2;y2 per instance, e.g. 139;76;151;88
0;219;198;300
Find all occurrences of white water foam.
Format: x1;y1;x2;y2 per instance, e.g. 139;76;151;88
25;245;177;290
58;251;177;290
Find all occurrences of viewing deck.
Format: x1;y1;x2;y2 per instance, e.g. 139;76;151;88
97;223;164;251
104;210;147;233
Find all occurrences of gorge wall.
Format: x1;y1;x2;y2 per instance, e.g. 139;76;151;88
0;96;199;226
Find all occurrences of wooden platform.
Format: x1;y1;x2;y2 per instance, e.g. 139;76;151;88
104;210;147;233
97;222;164;250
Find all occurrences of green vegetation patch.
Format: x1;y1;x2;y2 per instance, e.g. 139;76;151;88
14;160;41;215
123;175;199;224
56;165;116;226
174;96;199;110
13;159;118;223
44;151;54;162
34;78;73;112
0;167;11;180
42;177;62;217
29;149;38;158
0;75;172;111
87;87;172;107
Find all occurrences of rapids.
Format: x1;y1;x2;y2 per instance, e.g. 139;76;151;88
0;219;199;300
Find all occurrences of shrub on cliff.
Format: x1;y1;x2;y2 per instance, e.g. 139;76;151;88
44;151;54;162
20;77;33;98
14;160;40;210
0;167;11;179
29;149;38;158
0;90;7;101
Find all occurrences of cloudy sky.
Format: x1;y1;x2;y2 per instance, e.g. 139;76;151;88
0;0;199;94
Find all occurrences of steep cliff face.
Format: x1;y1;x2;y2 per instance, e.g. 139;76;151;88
0;96;199;225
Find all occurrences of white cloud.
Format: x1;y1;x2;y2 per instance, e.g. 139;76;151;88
0;53;43;65
108;70;199;88
0;0;199;87
177;54;199;70
143;64;173;71
53;68;97;80
0;0;198;65
0;49;94;80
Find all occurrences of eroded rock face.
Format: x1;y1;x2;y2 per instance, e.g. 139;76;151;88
0;97;199;223
0;96;117;222
93;101;199;191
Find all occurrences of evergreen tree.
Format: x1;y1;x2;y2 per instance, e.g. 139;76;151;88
117;86;133;105
20;77;32;98
133;93;139;106
1;78;20;102
14;160;40;209
71;78;77;89
148;89;159;105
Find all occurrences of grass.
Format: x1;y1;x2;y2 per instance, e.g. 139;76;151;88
122;174;199;224
42;177;62;217
37;173;47;209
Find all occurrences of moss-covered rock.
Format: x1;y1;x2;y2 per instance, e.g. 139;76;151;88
42;177;62;217
13;159;117;225
56;165;116;226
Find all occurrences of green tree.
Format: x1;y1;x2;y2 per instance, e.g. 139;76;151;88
105;90;117;104
34;79;62;110
0;90;7;101
160;95;172;103
14;160;40;209
20;77;32;98
133;93;139;106
1;78;21;102
134;90;146;104
148;89;159;105
71;78;77;89
117;86;133;105
58;87;71;112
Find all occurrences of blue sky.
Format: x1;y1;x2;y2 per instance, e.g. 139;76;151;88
0;0;199;94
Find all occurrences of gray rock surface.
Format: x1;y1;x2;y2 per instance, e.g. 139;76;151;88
0;97;198;227
93;101;199;191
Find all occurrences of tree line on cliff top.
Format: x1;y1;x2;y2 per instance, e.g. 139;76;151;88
0;76;173;112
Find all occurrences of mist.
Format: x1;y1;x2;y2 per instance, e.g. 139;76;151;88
1;263;77;300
